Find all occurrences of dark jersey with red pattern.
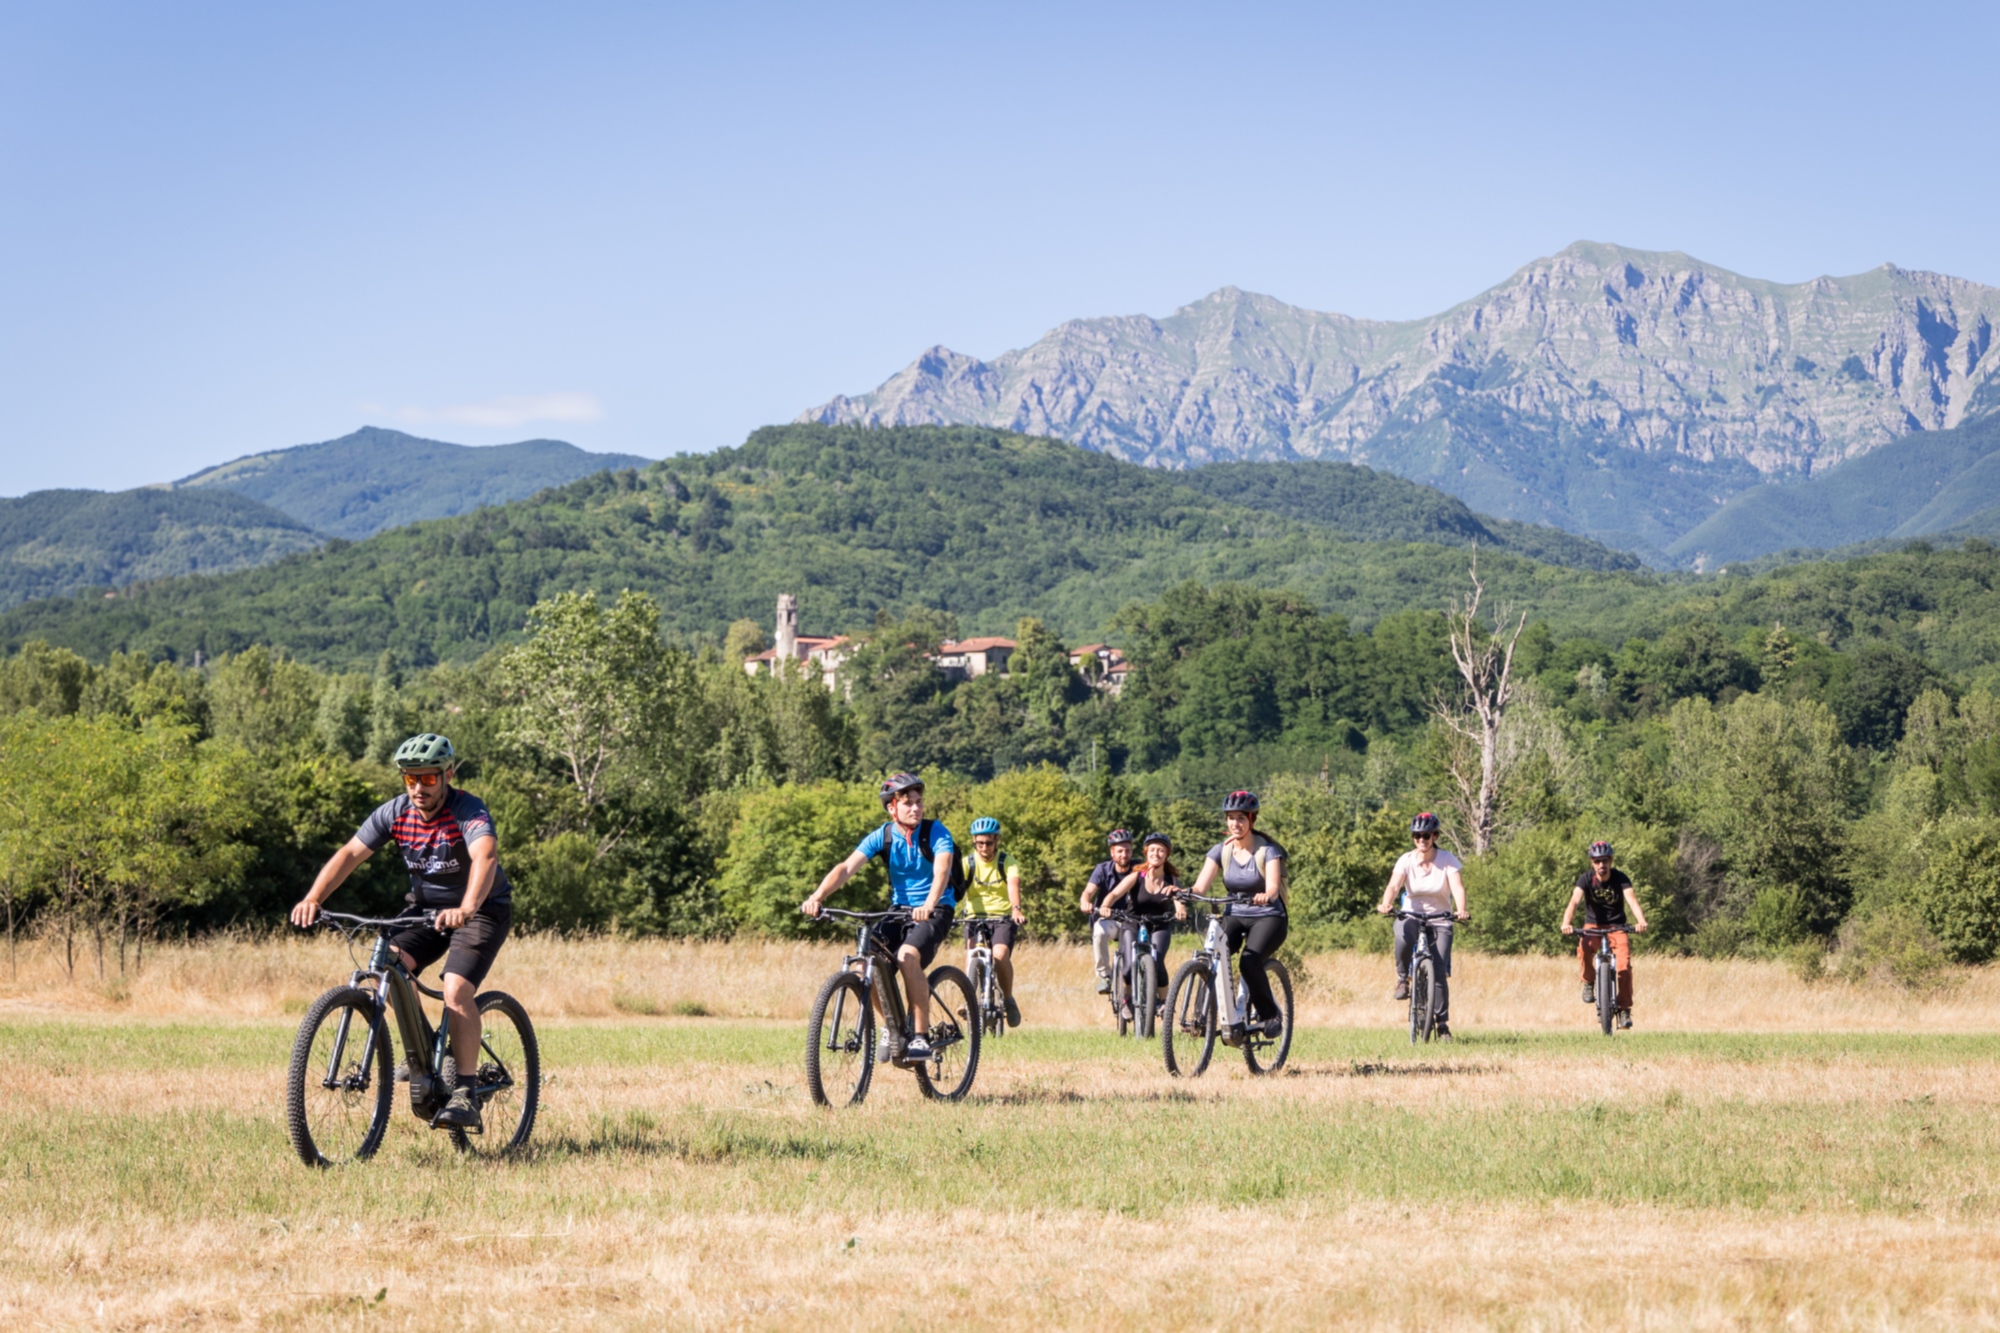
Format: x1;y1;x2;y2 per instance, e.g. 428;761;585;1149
355;788;512;909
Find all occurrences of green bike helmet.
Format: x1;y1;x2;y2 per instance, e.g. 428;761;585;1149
393;733;456;770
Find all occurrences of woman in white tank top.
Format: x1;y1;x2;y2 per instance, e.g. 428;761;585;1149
1375;812;1468;1031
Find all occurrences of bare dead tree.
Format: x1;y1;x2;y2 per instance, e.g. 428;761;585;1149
1433;554;1529;855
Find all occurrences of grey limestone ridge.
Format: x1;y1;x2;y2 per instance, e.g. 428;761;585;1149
800;242;2000;561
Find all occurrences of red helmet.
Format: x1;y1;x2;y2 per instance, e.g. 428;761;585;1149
1410;812;1441;836
878;772;924;806
1222;790;1260;815
1588;841;1615;860
1106;828;1135;846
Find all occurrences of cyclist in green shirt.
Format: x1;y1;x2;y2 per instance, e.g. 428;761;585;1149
960;816;1025;1027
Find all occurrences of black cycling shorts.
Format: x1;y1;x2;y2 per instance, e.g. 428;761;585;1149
390;900;512;988
885;907;954;969
962;917;1020;950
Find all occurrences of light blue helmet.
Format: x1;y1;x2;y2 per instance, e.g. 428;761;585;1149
970;816;1001;837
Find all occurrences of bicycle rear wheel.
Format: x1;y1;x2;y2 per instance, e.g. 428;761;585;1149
1411;958;1436;1045
916;965;980;1101
1243;958;1293;1076
1597;953;1616;1036
449;991;539;1155
806;971;875;1108
285;986;393;1168
1162;960;1217;1078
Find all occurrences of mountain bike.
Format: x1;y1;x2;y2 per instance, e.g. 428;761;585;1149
1102;910;1168;1040
1576;924;1631;1036
960;916;1011;1039
804;907;980;1107
1397;909;1455;1045
285;910;539;1167
1161;894;1292;1077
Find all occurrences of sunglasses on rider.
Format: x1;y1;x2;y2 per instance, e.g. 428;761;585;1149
402;770;444;788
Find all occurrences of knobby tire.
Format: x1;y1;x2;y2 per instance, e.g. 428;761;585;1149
1597;952;1617;1036
1411;958;1437;1045
285;986;393;1168
1163;960;1217;1078
448;991;540;1155
1243;958;1294;1076
806;971;875;1108
915;965;980;1101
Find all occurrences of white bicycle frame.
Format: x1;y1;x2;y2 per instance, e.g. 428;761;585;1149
1200;911;1244;1027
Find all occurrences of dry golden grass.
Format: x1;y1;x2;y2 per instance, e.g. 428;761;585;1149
4;935;2000;1328
8;1205;2000;1331
1;930;1996;1031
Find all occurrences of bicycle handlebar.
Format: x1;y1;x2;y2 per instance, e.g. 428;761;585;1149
310;909;435;933
813;906;915;922
1393;909;1457;921
1571;924;1633;935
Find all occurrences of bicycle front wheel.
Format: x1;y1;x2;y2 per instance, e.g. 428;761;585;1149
285;986;393;1168
1244;958;1293;1076
449;991;539;1155
916;965;980;1101
1162;960;1217;1078
1597;953;1616;1036
806;971;875;1108
1411;958;1436;1045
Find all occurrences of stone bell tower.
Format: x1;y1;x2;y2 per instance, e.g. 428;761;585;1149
774;593;799;662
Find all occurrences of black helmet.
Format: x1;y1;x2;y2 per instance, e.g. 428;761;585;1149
1589;840;1615;860
1142;831;1172;850
879;772;924;806
393;733;455;769
1410;812;1441;837
1222;790;1260;815
1106;828;1135;846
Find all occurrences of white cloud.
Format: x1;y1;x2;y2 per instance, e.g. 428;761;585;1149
393;391;605;429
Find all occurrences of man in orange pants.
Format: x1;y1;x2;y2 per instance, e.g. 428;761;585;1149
1559;840;1649;1029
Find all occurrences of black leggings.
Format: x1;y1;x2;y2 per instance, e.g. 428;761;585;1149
1114;920;1174;992
1223;914;1288;1022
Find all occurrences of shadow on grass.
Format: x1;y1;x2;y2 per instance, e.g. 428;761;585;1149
972;1086;1206;1107
1281;1060;1499;1078
527;1111;846;1164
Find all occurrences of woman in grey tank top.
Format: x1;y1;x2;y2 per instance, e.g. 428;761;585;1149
1186;790;1288;1040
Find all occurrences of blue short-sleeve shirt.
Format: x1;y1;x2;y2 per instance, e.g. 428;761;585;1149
854;820;957;908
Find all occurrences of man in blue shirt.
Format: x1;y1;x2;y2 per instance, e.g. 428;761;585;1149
801;772;956;1061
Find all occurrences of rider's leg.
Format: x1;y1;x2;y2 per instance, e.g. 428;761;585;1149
1092;919;1113;974
1235;916;1288;1021
437;908;507;1076
1147;927;1172;989
442;972;483;1073
992;941;1014;997
1393;917;1416;983
1432;922;1455;1023
1611;931;1633;1009
898;944;931;1033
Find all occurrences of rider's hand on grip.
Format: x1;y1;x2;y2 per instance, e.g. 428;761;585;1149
290;899;319;929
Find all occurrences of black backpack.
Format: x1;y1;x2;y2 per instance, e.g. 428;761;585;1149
874;819;967;895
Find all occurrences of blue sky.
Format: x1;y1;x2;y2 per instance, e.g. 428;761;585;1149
4;0;1997;494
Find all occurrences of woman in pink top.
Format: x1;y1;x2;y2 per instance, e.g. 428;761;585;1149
1376;812;1468;1034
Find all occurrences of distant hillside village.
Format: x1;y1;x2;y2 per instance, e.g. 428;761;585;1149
741;593;1128;693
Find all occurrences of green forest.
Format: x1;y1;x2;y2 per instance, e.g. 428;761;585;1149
5;424;2000;985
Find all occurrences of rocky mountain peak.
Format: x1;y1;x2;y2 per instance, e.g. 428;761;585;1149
800;244;2000;554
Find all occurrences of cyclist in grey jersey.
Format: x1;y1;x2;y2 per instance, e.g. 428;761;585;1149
1186;790;1288;1041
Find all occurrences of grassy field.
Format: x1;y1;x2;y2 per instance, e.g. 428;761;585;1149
3;936;2000;1329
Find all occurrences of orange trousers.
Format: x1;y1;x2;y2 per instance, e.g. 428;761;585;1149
1578;931;1632;1009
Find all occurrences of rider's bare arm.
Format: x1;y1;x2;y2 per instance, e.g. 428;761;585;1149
1624;887;1649;933
1006;865;1023;922
1377;863;1407;914
1190;858;1221;897
1101;868;1142;912
290;837;375;928
1445;864;1467;920
802;850;869;917
1559;886;1584;933
1253;854;1284;906
912;844;950;922
437;836;498;930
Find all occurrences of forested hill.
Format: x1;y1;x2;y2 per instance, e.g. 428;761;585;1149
1178;460;1642;571
0;426;1662;669
0;488;322;609
174;426;655;539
